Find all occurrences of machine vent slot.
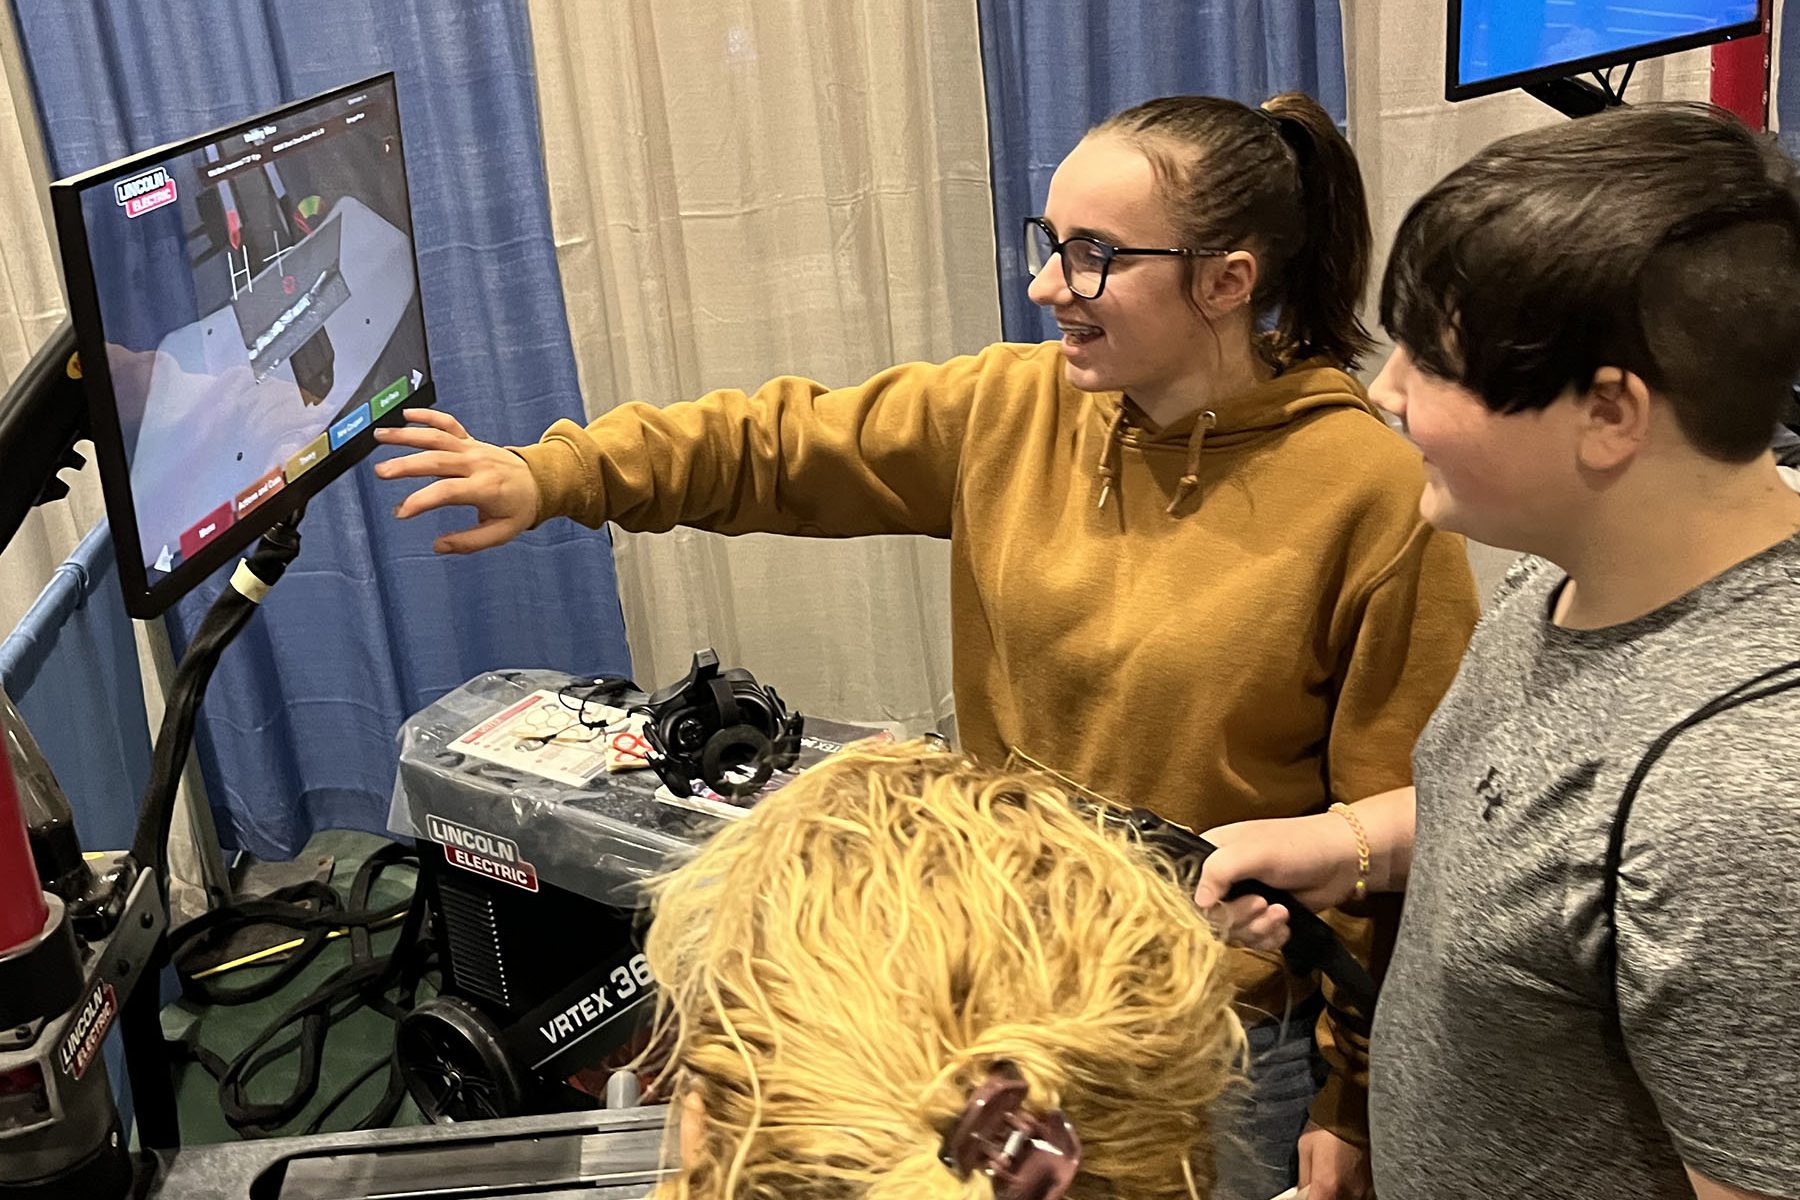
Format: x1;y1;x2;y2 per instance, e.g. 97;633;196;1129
438;883;510;1009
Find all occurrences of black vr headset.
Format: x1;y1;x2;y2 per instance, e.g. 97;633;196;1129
635;649;803;800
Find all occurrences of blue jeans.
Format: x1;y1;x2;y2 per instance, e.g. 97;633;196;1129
1212;1009;1326;1200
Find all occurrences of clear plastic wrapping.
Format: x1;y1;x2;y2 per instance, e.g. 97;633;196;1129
388;669;883;906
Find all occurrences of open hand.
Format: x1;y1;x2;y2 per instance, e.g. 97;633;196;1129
372;409;541;554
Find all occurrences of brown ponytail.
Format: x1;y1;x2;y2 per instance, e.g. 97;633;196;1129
1261;92;1374;369
1095;91;1374;371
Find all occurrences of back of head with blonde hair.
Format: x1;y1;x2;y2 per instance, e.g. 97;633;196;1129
643;741;1244;1200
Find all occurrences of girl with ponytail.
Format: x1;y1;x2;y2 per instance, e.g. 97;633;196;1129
381;90;1480;1198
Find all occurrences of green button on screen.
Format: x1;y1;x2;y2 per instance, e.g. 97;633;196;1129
370;374;412;419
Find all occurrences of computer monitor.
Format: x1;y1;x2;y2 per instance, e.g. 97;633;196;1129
50;73;434;618
1447;1;1762;101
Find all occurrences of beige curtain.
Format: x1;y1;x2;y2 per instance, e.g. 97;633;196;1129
526;0;1000;730
1341;0;1714;597
1774;0;1789;135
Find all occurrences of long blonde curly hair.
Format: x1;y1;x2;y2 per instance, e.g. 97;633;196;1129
642;740;1244;1199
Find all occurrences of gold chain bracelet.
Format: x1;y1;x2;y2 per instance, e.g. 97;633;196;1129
1329;802;1371;902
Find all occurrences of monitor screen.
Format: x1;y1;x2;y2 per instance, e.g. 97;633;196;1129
51;74;433;617
1448;1;1762;100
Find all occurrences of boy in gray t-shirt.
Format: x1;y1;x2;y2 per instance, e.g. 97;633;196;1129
1197;104;1800;1200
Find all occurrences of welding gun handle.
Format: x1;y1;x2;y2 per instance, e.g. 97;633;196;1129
1108;807;1379;1014
1223;877;1378;1015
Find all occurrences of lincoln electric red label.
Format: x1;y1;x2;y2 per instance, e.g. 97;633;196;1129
59;982;117;1080
425;814;540;893
116;167;177;218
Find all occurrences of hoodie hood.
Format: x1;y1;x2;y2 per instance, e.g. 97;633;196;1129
1090;359;1377;514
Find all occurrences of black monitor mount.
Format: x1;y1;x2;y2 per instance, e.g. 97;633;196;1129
1525;62;1634;119
0;321;87;556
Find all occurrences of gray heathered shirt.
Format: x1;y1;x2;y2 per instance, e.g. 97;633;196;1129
1370;539;1800;1199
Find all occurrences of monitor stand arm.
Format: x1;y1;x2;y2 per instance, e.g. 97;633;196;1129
120;502;306;1155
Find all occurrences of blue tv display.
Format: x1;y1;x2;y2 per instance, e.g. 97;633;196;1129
1449;1;1761;100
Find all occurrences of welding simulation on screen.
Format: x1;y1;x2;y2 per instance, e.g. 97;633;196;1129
1454;1;1760;92
70;77;428;593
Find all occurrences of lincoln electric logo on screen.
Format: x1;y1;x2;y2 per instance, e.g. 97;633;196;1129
115;167;176;218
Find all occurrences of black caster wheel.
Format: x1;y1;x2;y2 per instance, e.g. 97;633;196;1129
394;995;526;1123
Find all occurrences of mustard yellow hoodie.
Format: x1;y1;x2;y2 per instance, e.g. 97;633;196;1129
515;340;1479;1144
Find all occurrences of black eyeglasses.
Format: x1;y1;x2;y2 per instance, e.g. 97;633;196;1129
1024;217;1229;300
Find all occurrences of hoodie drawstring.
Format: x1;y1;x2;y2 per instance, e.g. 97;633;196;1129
1095;405;1126;510
1165;410;1217;516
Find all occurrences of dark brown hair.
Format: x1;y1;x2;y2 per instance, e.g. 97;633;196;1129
1095;92;1374;371
1382;103;1800;463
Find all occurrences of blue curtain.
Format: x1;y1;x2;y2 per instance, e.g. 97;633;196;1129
14;0;632;859
0;525;151;861
978;0;1349;341
1781;3;1800;165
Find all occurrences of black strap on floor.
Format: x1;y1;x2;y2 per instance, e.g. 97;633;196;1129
166;840;435;1137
